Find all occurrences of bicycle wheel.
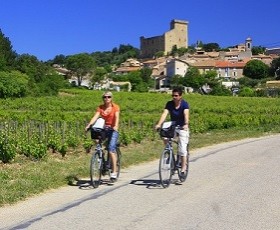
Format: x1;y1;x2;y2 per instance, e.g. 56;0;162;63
178;144;190;182
159;149;174;188
116;147;121;179
90;152;102;188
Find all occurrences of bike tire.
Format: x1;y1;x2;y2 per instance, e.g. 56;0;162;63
116;147;121;179
159;149;174;188
90;152;102;188
178;144;190;182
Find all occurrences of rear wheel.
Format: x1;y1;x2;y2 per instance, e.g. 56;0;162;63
159;149;174;188
90;152;102;188
116;147;121;179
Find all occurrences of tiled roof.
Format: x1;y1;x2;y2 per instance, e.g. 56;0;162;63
215;60;248;68
190;60;216;67
114;66;141;73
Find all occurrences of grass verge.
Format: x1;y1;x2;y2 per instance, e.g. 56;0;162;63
0;128;279;207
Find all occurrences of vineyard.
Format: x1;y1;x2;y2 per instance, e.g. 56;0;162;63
1;88;280;163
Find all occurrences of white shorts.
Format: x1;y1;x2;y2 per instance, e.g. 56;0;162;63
176;128;190;156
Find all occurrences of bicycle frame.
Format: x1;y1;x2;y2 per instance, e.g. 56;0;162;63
89;133;121;188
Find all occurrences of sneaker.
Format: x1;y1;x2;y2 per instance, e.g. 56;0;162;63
180;171;186;177
110;172;117;179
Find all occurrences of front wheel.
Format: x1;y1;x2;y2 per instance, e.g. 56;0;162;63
90;152;102;188
159;149;174;188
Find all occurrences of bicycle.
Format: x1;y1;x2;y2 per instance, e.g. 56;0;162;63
88;126;121;188
157;122;190;188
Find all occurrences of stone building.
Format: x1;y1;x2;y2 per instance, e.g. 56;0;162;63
140;19;188;58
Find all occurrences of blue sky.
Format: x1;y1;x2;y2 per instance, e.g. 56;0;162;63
1;0;279;61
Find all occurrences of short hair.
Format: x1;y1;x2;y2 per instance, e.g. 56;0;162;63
102;91;113;97
172;88;183;96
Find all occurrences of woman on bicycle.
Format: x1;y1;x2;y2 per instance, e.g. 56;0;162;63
155;87;190;176
85;91;120;181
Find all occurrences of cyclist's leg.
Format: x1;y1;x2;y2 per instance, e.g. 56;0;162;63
178;129;189;173
107;130;119;179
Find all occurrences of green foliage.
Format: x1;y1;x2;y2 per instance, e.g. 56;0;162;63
155;51;164;58
238;87;255;97
203;70;218;88
0;29;17;71
0;71;29;98
91;44;139;67
36;74;68;96
243;60;270;79
14;54;50;82
182;67;206;89
203;43;220;52
91;67;108;85
112;69;153;92
238;76;259;88
47;54;67;66
65;53;96;86
252;46;266;55
0;131;16;163
269;57;280;79
209;84;232;96
1;89;280;165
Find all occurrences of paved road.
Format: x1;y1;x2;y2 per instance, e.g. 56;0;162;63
1;134;280;230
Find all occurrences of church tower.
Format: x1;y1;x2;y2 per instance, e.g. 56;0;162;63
245;37;252;52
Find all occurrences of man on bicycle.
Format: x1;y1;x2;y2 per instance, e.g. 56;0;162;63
155;88;190;176
85;91;120;181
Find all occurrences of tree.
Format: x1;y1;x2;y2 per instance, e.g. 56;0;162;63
49;54;67;66
238;76;259;88
182;67;206;89
155;51;164;58
269;57;280;79
0;71;29;98
36;73;68;96
65;53;96;86
252;46;266;55
203;70;218;87
239;87;256;97
203;43;220;52
243;60;269;79
91;67;107;86
0;29;17;71
15;54;50;82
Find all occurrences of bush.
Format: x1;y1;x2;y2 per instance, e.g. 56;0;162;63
0;71;29;98
239;87;256;97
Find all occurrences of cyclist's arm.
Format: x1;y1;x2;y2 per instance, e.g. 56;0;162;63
113;111;120;131
155;109;169;130
182;108;189;130
85;111;101;131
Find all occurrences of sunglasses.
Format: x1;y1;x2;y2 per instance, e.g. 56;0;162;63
103;96;112;99
172;94;180;97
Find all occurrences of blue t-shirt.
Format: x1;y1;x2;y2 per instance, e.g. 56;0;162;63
165;99;189;126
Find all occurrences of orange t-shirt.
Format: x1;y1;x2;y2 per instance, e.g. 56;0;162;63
97;103;120;127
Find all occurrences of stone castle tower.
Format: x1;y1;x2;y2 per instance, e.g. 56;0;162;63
140;19;188;58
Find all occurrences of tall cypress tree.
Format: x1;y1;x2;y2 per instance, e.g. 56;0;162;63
0;29;17;71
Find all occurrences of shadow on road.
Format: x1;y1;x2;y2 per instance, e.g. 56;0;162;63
130;179;161;189
130;178;184;189
67;176;117;190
